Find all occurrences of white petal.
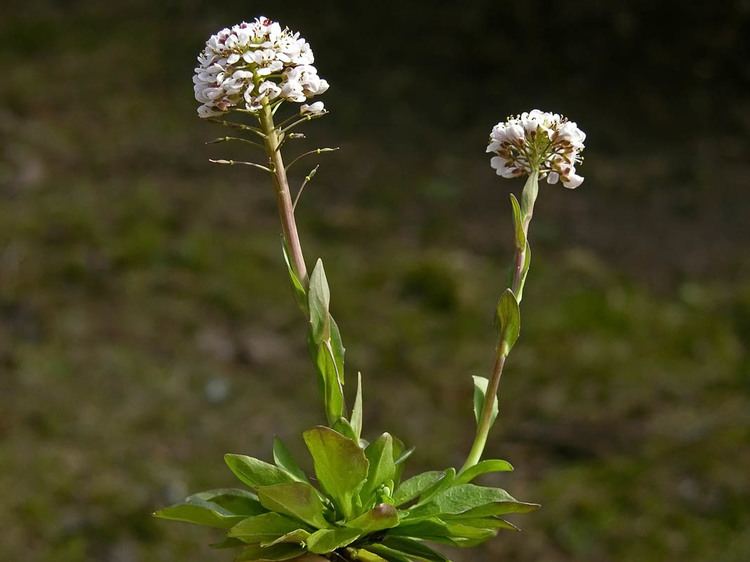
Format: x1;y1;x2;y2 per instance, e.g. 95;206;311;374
562;172;584;189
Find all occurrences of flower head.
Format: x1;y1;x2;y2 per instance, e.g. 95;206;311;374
193;17;329;118
487;110;586;188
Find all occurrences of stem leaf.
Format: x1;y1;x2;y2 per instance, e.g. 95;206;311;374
472;376;498;428
509;193;526;250
496;289;520;355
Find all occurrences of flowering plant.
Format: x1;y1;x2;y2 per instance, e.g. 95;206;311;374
157;16;586;562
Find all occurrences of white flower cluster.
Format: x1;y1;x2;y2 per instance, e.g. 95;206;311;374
487;110;586;188
193;17;329;118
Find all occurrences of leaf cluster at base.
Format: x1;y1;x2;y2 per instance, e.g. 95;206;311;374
155;426;537;562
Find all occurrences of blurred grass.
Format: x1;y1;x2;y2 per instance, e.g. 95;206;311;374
1;2;749;562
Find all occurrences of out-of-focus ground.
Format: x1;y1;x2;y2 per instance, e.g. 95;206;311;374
1;1;749;561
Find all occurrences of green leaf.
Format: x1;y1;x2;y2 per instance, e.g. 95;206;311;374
408;484;536;519
455;459;513;485
381;537;449;562
312;340;346;425
520;170;539;219
496;288;520;354
257;482;330;529
235;543;305;561
392;471;444;506
346;503;399;533
362;433;396;501
516;241;531;302
350;372;363;441
472;376;498;428
303;426;369;519
332;417;358;441
306;527;362;554
441;516;519;531
272;438;310;484
228;512;306;543
188;488;266;516
409;468;456;510
386;517;497;545
509;193;525;251
365;544;412;562
391;436;413;485
308;259;331;343
225;454;296;490
282;239;307;313
329;316;346;384
153;497;246;529
356;549;389;562
261;529;312;547
451;499;539;518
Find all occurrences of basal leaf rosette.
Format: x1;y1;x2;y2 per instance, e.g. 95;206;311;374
155;427;537;562
194;17;329;118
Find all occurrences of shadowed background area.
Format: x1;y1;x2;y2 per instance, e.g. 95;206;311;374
1;1;749;561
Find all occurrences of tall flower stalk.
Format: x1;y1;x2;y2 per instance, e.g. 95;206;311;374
463;112;586;472
157;19;586;562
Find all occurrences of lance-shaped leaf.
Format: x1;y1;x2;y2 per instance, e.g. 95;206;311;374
472;376;498;428
282;239;307;313
272;438;310;484
308;259;331;343
381;537;450;562
496;288;520;355
409;468;456;511
357;549;389;562
509;193;526;251
520;171;539;219
362;433;396;500
440;516;519;531
257;482;330;529
332;417;358;441
153;497;246;529
386;516;500;545
455;459;513;485
187;488;266;516
228;512;306;543
408;484;537;519
235;542;305;561
225;454;296;489
515;241;531;302
392;436;413;485
303;426;369;519
347;503;399;533
350;372;364;441
450;499;539;517
306;527;362;554
312;339;346;425
329;316;345;384
261;529;312;547
393;471;444;506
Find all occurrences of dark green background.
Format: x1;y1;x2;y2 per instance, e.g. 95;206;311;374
1;1;748;561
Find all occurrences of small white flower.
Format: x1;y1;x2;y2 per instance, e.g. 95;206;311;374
300;101;325;115
487;110;586;188
193;17;329;118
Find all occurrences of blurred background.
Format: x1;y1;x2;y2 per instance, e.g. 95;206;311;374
1;1;749;561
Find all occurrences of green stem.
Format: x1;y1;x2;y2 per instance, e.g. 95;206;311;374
259;102;309;285
460;171;539;472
